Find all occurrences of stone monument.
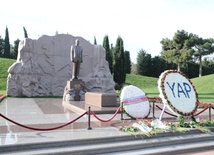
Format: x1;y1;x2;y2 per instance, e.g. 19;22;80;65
7;34;116;101
64;39;85;101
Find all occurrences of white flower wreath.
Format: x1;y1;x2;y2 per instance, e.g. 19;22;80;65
120;85;150;119
158;70;198;116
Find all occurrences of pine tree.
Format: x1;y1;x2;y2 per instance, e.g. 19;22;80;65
136;49;152;76
4;27;10;58
113;36;126;85
94;36;97;45
124;51;131;74
0;36;4;57
160;30;193;71
23;27;28;38
103;35;113;73
13;39;20;59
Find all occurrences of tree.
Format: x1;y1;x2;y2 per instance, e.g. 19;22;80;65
13;39;20;59
113;36;125;85
186;34;214;77
103;35;113;73
131;62;137;74
160;30;194;71
202;59;214;75
94;36;97;45
150;56;168;77
136;49;152;76
124;50;131;74
0;36;4;57
4;27;10;58
23;27;28;38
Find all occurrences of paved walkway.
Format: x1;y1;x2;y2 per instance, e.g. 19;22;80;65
0;97;213;153
0;98;133;146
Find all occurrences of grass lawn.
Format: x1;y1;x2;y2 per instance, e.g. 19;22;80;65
125;73;214;103
125;74;159;97
0;58;16;92
191;74;214;103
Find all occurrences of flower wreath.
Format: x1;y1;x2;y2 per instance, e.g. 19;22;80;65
158;70;198;116
120;85;150;119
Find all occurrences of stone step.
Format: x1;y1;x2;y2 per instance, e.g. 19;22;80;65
1;129;214;155
102;140;214;155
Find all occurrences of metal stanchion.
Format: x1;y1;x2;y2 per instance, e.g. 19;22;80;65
88;106;92;130
209;107;211;121
153;102;155;118
121;103;123;120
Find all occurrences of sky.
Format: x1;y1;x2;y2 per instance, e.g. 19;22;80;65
1;0;214;63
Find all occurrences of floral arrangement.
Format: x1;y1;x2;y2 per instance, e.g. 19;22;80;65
148;97;214;109
120;85;150;119
198;102;214;108
158;70;198;116
120;117;214;136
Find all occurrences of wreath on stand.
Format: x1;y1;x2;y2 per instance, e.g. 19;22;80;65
120;70;213;136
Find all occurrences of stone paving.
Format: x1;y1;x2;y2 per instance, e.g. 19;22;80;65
0;97;213;154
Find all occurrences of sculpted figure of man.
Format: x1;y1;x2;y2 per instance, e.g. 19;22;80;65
70;39;83;79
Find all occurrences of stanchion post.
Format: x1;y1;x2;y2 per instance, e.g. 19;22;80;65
209;107;211;121
153;102;155;118
121;103;123;120
88;106;92;130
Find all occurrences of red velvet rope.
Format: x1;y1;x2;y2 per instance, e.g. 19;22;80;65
0;112;87;131
156;105;209;117
156;105;178;117
90;105;122;122
193;107;208;116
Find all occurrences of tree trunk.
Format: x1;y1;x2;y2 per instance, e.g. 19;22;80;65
177;62;180;71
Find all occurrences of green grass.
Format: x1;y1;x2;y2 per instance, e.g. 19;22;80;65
0;57;213;103
125;74;159;97
126;73;214;103
0;57;16;91
191;74;214;103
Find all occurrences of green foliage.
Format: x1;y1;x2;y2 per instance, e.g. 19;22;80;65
150;56;169;77
126;74;159;97
181;61;199;78
93;36;97;45
187;34;214;77
137;49;152;76
136;51;177;77
0;57;214;104
160;30;194;71
23;27;28;38
124;51;131;74
4;27;10;58
126;73;214;102
103;35;113;73
191;74;214;103
12;39;20;59
202;60;214;75
0;58;16;91
0;36;4;57
113;36;126;85
178;116;185;127
200;119;214;127
176;115;212;133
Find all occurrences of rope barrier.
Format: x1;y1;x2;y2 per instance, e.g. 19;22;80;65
156;105;210;118
0;112;87;131
193;107;208;116
0;99;212;131
156;105;178;117
90;105;122;122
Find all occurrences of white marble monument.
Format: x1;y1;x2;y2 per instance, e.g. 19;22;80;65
7;34;115;97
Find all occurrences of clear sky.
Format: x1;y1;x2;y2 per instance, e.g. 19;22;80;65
1;0;214;63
